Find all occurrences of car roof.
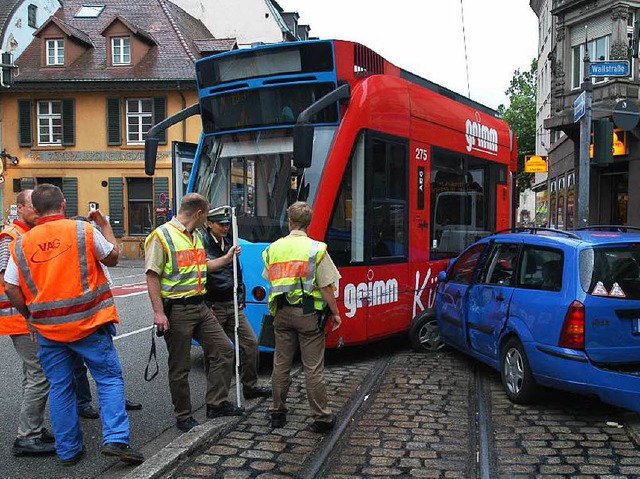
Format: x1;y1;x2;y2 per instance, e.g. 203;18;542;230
484;227;640;249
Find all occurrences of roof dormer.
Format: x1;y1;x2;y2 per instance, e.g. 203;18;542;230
33;16;94;67
100;15;157;67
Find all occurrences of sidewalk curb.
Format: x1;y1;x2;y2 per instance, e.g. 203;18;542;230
122;416;241;479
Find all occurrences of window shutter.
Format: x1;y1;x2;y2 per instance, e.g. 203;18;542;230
154;176;170;226
106;98;121;146
108;177;124;237
153;96;167;144
62;177;78;217
62;99;75;146
18;99;32;147
20;177;35;190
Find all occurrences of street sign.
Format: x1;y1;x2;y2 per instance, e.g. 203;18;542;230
573;91;586;123
589;60;630;77
612;100;640;130
524;155;548;173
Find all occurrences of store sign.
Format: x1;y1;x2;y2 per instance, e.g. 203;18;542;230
524;155;548;173
589;129;627;158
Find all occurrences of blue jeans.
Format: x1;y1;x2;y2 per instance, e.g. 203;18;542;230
73;355;92;410
36;324;130;460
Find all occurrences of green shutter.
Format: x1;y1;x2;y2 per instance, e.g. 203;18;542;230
108;177;124;237
106;98;121;146
154;176;170;226
20;177;35;190
62;177;78;217
62;99;75;146
18;99;32;147
153;96;167;144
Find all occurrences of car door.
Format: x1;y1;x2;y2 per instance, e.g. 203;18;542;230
466;242;520;361
436;243;486;350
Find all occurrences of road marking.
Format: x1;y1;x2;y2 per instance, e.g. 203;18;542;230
111;281;147;297
114;325;153;341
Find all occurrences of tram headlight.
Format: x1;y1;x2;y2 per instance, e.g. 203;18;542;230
252;286;266;301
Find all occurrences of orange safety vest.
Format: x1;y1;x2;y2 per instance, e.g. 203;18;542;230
0;220;31;335
10;217;118;342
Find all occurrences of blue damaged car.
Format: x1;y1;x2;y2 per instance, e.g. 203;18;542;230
435;227;640;413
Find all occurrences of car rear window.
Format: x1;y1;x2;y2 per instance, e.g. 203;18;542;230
580;244;640;299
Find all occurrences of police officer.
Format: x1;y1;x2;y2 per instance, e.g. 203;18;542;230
202;206;271;400
145;193;244;433
262;201;342;432
4;184;143;466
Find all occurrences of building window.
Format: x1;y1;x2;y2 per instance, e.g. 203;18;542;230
112;37;131;65
28;4;37;28
572;35;609;89
126;98;152;144
46;39;64;66
75;5;105;18
37;100;62;145
127;177;153;236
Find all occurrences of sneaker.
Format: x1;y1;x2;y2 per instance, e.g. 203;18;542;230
206;401;245;419
101;442;144;465
11;437;56;456
125;399;143;411
40;428;55;444
176;416;199;432
270;411;287;428
309;415;336;433
244;386;272;399
78;405;99;419
60;447;86;466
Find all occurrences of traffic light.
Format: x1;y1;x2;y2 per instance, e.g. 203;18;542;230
593;118;613;166
0;51;15;87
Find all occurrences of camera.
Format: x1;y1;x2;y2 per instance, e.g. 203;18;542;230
88;201;99;210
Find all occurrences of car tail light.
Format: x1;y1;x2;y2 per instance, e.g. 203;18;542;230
559;300;585;349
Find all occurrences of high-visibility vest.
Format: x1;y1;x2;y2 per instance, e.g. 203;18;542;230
146;223;207;299
11;218;118;342
262;234;326;315
0;221;30;335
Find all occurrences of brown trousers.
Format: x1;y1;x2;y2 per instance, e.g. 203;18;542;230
164;302;233;420
270;305;332;422
210;301;260;393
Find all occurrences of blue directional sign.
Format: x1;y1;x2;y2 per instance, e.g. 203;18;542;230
573;91;586;123
589;61;630;77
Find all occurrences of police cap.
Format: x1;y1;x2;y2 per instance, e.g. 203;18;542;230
207;205;231;224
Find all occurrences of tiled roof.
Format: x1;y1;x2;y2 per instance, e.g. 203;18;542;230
193;37;237;54
33;16;94;47
100;15;157;46
14;0;215;85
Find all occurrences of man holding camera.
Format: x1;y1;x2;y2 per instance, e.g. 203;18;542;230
145;193;244;433
202;206;271;400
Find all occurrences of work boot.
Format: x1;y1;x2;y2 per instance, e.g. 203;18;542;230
101;442;144;465
176;416;199;432
206;401;245;418
125;399;143;411
60;446;86;466
244;386;272;399
11;437;56;456
309;415;336;433
270;411;287;428
78;405;99;419
40;428;55;444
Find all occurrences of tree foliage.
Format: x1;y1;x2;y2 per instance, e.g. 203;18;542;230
497;58;537;193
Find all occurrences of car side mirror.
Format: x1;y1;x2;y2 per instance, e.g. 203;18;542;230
293;123;314;169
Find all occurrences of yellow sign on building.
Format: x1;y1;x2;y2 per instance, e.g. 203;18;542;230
589;129;627;158
524;155;549;173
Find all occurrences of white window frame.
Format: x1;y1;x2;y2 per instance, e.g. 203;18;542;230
46;39;64;66
571;35;610;89
37;100;62;145
126;98;153;145
111;36;131;65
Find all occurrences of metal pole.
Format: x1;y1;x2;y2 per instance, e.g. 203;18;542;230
231;206;242;407
578;29;592;228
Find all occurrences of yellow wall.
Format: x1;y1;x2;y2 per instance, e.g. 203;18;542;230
1;87;202;258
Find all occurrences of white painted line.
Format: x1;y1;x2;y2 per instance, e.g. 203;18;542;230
114;291;148;298
114;325;153;341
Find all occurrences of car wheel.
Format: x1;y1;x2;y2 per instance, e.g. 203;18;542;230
500;337;540;404
409;311;444;353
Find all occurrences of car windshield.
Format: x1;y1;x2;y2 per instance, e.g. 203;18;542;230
580;244;640;299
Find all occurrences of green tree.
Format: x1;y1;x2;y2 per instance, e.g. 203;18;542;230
497;58;537;194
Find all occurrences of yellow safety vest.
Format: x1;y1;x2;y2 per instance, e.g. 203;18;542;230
262;234;326;315
146;223;207;299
